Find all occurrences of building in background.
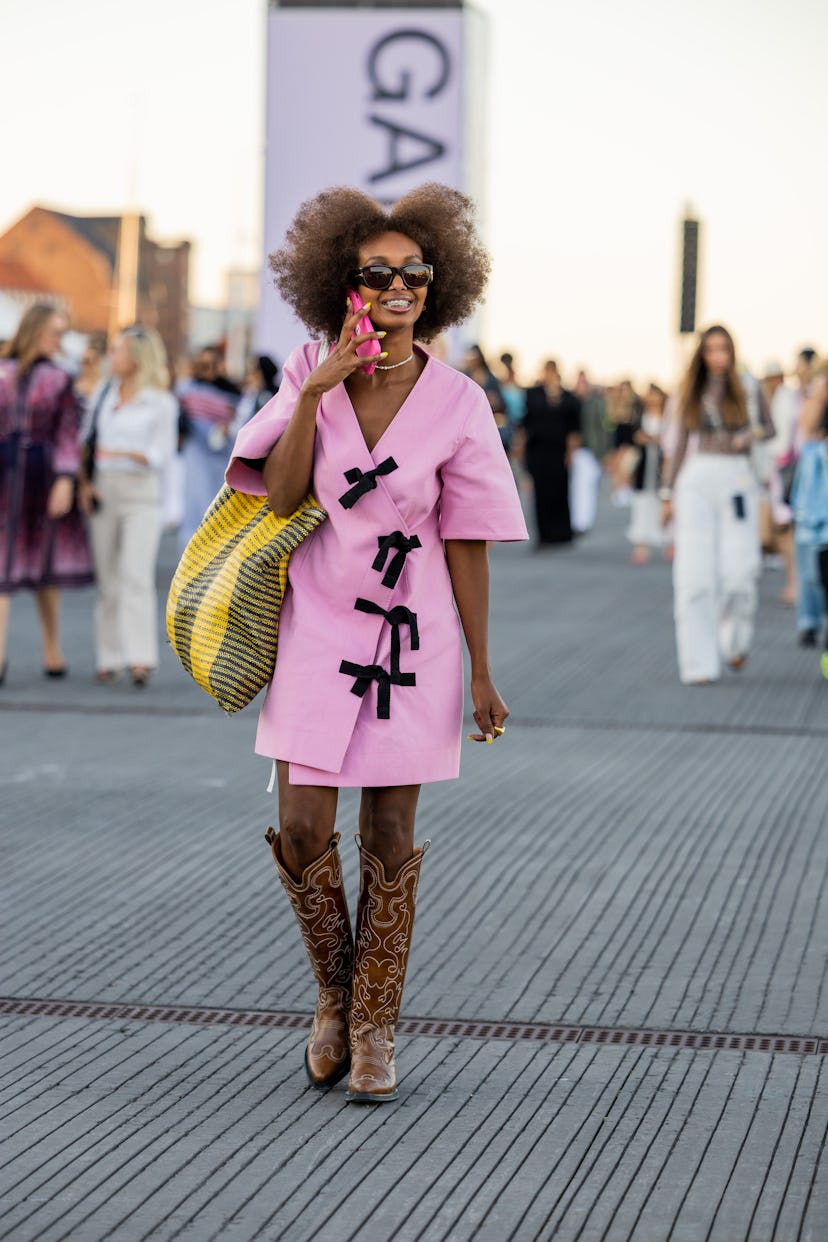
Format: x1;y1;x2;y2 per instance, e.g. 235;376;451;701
0;207;190;364
261;0;485;358
0;258;56;341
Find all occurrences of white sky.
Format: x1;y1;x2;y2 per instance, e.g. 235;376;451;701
2;0;826;385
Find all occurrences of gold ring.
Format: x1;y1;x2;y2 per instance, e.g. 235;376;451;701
494;726;506;736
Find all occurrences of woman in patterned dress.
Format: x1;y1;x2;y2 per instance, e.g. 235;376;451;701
0;304;93;682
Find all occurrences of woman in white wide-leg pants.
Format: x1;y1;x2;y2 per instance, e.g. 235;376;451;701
79;327;178;686
661;326;774;684
673;455;760;682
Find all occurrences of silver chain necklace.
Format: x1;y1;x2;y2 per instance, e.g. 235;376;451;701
375;352;414;371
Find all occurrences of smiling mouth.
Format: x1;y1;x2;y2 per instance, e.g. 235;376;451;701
380;298;414;310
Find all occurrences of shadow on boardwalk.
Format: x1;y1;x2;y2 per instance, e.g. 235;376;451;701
1;499;826;1241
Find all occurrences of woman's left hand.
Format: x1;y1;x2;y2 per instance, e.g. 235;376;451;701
468;674;510;743
46;476;75;520
76;480;102;515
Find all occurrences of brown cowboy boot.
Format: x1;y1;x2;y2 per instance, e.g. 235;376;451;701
346;834;430;1103
265;827;353;1088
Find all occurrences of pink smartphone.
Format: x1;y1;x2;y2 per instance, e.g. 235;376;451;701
347;289;382;375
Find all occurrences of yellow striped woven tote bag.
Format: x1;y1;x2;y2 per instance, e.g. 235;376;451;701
166;488;327;713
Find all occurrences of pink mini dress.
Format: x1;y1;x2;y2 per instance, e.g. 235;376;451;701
226;342;528;787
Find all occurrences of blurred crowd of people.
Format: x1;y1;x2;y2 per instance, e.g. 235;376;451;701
460;334;828;683
1;302;826;690
0;303;279;687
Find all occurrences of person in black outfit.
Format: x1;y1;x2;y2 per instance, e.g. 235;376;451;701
522;360;582;546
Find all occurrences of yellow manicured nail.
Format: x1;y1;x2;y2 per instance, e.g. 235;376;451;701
380;351;389;358
485;734;493;744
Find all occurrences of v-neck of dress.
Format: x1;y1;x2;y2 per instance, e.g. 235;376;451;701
345;348;431;460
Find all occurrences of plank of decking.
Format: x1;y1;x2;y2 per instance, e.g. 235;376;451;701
1;500;827;1241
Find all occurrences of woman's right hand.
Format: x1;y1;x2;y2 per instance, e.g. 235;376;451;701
46;476;75;519
301;301;387;397
660;499;673;527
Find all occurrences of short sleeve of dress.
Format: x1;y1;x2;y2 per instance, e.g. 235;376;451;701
225;343;316;495
438;385;529;542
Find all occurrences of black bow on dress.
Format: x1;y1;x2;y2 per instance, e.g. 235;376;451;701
372;531;422;588
337;457;398;509
338;660;416;720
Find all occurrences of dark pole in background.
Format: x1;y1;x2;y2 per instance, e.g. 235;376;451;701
679;210;701;335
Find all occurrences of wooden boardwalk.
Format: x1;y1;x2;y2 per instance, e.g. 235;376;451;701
1;500;827;1241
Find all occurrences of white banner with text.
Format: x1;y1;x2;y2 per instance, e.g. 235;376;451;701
259;8;469;356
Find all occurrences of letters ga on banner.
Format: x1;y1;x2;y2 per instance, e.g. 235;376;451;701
260;7;482;357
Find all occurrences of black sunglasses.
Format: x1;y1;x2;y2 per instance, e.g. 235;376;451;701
351;262;433;291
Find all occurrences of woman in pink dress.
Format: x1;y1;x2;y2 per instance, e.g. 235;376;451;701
227;184;527;1103
0;304;94;682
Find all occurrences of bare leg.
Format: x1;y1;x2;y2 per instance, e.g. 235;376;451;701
359;784;422;879
0;594;10;669
278;774;423;879
36;588;64;671
276;760;339;879
777;525;797;604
